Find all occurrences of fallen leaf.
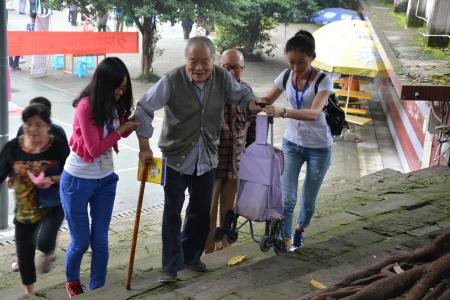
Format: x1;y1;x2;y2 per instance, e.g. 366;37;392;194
227;255;247;266
310;277;327;290
393;262;404;274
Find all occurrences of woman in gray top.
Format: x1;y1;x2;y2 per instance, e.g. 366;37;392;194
263;30;333;251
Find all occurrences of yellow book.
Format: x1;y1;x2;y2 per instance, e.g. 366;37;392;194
137;157;167;186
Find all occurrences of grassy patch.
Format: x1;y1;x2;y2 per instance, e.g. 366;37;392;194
414;35;450;61
380;0;394;8
387;12;449;61
387;11;408;28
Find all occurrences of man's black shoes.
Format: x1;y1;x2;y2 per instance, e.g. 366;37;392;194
184;260;207;272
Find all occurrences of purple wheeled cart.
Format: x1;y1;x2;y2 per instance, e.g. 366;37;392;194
214;114;286;254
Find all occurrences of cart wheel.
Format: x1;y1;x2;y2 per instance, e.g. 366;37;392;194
214;227;225;242
225;210;235;222
273;239;287;255
259;236;272;252
227;230;238;244
269;218;283;237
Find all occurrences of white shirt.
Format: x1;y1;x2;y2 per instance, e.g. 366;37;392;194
64;116;120;179
274;69;334;148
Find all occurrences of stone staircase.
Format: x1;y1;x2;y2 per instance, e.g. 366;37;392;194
8;166;450;300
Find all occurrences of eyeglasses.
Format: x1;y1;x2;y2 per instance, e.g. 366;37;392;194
222;64;245;72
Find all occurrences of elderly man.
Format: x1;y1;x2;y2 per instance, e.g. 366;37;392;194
135;37;261;283
204;49;255;254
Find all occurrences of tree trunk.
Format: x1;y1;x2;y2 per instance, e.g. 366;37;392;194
135;16;156;78
243;19;261;55
305;231;450;300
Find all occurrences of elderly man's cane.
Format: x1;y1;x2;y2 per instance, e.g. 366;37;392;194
126;162;149;290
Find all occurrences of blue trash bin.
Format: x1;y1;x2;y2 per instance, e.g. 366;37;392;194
82;56;96;69
73;61;88;78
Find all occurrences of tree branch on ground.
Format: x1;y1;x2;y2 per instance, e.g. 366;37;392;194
304;231;450;300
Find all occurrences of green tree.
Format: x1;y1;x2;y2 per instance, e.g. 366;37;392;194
316;0;359;9
49;0;237;80
214;0;318;59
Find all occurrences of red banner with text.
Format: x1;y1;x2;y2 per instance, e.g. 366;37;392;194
7;32;139;56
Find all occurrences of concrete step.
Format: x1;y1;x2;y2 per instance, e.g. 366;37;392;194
80;212;449;299
10;166;450;299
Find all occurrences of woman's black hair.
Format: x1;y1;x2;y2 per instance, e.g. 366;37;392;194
22;103;51;125
29;97;52;115
285;30;316;58
73;57;133;127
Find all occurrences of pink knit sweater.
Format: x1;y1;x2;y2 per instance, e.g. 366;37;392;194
70;97;131;162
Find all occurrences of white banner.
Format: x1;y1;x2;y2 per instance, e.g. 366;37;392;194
6;0;15;10
30;14;50;76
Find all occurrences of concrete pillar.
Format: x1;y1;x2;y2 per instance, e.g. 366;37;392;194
426;0;450;47
425;0;435;20
394;0;409;12
406;0;425;27
416;0;428;19
0;0;10;229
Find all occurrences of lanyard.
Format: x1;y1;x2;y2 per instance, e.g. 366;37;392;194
294;69;313;109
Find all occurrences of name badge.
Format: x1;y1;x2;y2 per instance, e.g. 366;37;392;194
100;149;114;170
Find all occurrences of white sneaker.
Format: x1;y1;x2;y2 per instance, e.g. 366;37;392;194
11;261;19;272
289;246;299;252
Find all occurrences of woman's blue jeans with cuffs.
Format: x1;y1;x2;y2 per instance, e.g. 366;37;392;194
60;171;118;290
281;139;331;240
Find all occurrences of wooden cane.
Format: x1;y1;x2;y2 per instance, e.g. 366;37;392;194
126;162;149;290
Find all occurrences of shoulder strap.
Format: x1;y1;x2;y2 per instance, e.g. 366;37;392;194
314;72;327;95
282;68;291;90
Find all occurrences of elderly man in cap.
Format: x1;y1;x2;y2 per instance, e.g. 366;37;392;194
135;36;261;283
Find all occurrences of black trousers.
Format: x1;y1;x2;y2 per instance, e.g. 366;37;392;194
28;0;37;15
9;56;20;68
69;11;77;25
182;25;192;39
14;206;64;285
162;167;215;273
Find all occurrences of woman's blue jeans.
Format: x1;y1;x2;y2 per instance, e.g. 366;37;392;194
60;171;118;290
281;139;331;240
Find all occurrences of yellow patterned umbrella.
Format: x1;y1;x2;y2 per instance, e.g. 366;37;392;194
312;20;384;78
311;20;385;121
313;20;372;42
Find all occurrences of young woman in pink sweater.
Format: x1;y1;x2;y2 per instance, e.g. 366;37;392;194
60;57;138;297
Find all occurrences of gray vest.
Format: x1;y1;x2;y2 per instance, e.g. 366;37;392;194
158;66;227;167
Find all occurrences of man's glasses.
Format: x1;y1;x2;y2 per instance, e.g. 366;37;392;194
222;64;245;72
